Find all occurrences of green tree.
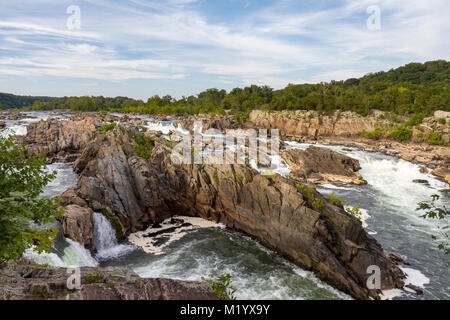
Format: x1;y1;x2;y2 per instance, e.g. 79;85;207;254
416;195;449;256
0;134;63;263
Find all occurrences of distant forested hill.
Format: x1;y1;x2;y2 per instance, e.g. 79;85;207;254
1;60;448;116
0;93;55;110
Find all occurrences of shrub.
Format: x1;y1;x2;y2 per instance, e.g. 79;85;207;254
438;118;447;125
406;113;424;127
201;274;236;300
364;126;383;140
387;125;412;142
97;122;116;133
428;131;442;145
132;133;154;160
327;192;344;206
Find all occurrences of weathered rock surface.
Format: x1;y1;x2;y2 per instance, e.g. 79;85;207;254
431;167;450;184
55;121;406;300
248;110;450;173
281;146;365;184
57;205;94;249
0;262;217;300
18;116;100;162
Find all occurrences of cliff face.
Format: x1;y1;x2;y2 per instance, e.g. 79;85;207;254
35;119;406;300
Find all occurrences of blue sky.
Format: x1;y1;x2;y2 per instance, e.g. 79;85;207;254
0;0;449;100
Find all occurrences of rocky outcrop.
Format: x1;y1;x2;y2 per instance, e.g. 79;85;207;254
431;167;450;184
281;146;365;184
0;262;217;300
58;121;405;300
248;110;450;172
58;205;94;249
18;116;101;162
248;109;389;138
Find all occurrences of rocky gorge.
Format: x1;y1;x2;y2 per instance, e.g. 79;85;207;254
4;113;415;300
1;110;448;300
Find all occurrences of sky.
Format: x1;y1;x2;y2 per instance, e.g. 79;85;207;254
0;0;449;100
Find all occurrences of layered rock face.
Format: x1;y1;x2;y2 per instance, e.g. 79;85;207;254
56;121;406;300
18;117;100;162
248;110;450;172
0;262;216;300
281;146;365;184
248;110;385;138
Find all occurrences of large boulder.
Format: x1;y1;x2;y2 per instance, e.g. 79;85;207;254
281;146;365;184
63;123;405;300
58;205;94;249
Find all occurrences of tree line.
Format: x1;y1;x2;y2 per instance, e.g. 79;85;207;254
1;60;449;119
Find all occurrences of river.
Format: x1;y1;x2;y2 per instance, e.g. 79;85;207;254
3;111;448;300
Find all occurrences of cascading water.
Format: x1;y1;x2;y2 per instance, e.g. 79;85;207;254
93;212;136;261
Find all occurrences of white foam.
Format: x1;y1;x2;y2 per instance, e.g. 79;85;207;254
129;216;224;255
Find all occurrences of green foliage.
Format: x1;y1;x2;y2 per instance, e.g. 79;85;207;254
0;134;63;263
296;184;323;210
234;172;244;181
85;272;106;284
132;133;154;160
201;273;236;300
345;205;363;221
327;192;344;206
96;122;116;134
416;195;449;256
364;122;384;140
428;131;442;145
387;125;412;142
312;198;324;210
406;113;424;126
212;173;219;184
438;118;447;125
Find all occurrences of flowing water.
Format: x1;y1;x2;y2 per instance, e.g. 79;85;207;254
4;111;448;300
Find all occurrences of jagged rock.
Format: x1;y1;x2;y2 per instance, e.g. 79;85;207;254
22;117;405;299
61;187;88;207
281;146;365;185
18;116;100;163
249;110;450;170
0;262;217;300
57;205;94;249
61;122;405;300
0;121;5;129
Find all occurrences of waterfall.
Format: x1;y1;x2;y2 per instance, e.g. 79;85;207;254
93;212;136;261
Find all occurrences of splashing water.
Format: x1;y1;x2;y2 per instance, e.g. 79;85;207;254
93;212;136;261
